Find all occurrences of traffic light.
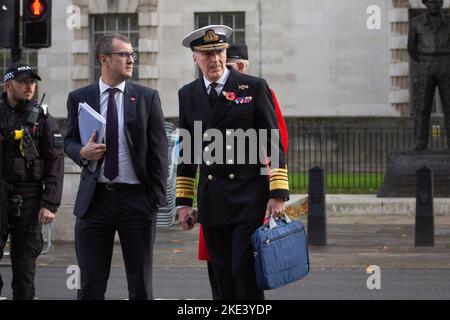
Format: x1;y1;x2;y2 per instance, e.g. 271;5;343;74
22;0;52;48
0;0;18;48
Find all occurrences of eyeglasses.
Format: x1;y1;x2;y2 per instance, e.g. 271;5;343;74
106;51;138;61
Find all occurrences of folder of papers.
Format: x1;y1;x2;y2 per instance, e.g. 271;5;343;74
78;102;106;172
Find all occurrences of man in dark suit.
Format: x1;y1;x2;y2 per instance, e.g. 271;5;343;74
64;34;168;300
176;25;289;300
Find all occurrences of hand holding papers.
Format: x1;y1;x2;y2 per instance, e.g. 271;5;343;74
78;102;106;144
78;102;106;172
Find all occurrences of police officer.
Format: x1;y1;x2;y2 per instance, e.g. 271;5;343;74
0;63;64;299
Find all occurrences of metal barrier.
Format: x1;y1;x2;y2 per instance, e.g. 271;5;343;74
156;122;179;227
41;223;52;254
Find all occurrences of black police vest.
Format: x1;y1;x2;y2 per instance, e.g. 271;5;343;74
0;99;45;184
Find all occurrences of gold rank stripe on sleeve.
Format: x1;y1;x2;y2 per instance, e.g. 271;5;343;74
176;190;195;199
270;173;288;181
270;177;288;184
270;179;289;191
270;172;288;179
269;167;289;191
270;168;288;176
176;177;196;199
176;177;195;185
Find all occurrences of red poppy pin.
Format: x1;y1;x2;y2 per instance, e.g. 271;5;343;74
222;91;253;105
222;91;236;101
130;97;136;103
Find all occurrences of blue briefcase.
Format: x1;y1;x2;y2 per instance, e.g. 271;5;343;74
252;214;310;290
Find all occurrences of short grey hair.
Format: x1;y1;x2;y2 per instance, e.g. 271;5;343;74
94;33;131;62
237;59;250;73
228;58;250;74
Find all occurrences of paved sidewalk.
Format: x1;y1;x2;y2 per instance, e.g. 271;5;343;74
1;214;449;270
287;194;450;215
1;214;450;300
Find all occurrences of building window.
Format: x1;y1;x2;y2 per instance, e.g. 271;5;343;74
90;14;139;81
0;49;38;94
195;12;245;44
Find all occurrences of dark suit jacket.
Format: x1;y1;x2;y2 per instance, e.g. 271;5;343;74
176;68;289;226
64;81;168;217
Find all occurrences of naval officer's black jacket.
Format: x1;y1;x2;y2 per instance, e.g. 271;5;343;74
176;67;289;226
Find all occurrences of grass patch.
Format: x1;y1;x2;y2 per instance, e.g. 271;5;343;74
186;172;383;208
288;172;384;194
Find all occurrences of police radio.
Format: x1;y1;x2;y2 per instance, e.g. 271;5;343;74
13;94;47;161
26;94;46;126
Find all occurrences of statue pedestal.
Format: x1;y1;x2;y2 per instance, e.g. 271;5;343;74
378;150;450;198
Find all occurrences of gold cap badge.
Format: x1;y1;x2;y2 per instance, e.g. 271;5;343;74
204;30;220;44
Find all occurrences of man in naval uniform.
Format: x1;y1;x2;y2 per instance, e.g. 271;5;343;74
176;25;289;300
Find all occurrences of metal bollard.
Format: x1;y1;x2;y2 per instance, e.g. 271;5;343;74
415;167;434;247
307;166;326;245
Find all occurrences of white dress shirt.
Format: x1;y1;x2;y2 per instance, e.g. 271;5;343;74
203;67;230;95
97;78;140;184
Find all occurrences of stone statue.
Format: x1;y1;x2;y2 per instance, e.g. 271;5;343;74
408;0;450;150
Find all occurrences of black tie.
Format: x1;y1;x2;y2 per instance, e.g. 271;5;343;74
104;88;119;181
208;82;218;109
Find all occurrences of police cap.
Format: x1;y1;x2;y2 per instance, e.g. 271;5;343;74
3;63;41;83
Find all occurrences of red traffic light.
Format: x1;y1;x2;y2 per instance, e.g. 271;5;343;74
22;0;52;48
27;0;46;18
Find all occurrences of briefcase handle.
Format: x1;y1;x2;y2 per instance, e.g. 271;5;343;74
268;213;292;229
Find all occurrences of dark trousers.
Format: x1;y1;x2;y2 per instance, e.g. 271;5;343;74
207;260;221;300
75;184;156;300
0;234;5;296
412;56;450;150
5;196;43;300
203;221;264;300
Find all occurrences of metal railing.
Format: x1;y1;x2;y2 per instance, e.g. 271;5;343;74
286;125;447;193
156;121;448;198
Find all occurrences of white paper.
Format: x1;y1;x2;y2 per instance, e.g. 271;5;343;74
78;102;106;172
